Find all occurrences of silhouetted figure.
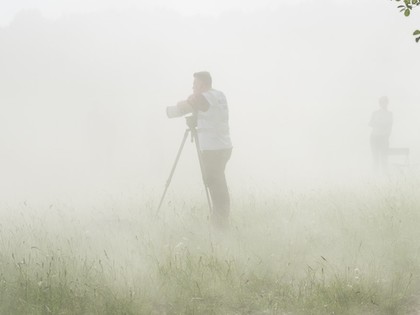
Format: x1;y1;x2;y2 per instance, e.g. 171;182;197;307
176;72;232;229
369;96;393;175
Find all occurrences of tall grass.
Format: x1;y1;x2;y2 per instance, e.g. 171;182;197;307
0;179;419;314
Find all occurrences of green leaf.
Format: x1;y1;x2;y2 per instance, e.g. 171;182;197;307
413;30;420;35
416;36;420;43
404;8;411;16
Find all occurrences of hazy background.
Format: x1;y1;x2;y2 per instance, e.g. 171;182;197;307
0;0;419;205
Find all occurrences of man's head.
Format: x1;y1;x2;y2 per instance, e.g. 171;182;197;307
379;96;389;109
193;71;212;94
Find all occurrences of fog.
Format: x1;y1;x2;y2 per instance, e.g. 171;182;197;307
1;1;420;313
1;0;419;205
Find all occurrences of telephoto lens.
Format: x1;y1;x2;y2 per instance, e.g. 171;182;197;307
166;106;183;118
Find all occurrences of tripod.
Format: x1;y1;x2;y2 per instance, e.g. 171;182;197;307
157;116;212;215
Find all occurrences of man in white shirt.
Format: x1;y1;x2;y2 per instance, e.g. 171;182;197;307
369;96;393;174
176;72;233;228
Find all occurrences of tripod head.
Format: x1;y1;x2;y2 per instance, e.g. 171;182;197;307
185;114;197;129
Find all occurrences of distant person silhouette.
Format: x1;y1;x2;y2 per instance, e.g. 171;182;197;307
369;96;393;174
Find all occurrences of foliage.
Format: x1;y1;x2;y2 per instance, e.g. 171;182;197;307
392;0;420;42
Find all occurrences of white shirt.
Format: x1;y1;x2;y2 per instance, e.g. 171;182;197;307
197;89;233;150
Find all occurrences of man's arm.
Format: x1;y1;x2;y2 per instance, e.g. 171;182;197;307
176;94;210;114
188;94;210;112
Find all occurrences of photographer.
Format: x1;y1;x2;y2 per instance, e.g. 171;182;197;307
176;72;233;228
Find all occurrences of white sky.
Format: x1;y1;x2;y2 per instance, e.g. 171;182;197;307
0;0;342;26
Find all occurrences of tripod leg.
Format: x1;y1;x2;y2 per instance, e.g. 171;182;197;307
191;128;213;214
156;129;190;215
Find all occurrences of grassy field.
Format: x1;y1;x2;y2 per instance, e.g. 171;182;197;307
1;179;420;314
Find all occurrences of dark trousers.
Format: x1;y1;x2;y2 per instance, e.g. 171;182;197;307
201;149;232;221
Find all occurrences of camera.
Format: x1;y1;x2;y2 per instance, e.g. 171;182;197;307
166;105;197;128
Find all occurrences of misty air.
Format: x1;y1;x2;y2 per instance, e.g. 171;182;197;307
0;0;420;314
